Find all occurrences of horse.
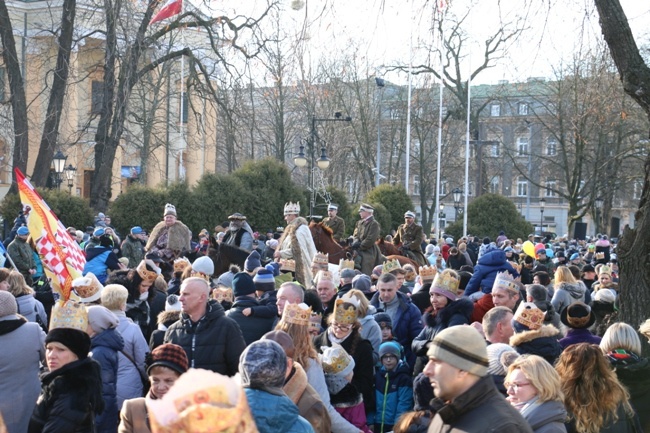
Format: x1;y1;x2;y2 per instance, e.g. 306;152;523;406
207;239;250;277
377;238;420;271
309;221;350;264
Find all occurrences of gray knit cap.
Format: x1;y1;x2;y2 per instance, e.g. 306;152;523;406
239;340;287;389
0;291;17;319
427;326;489;377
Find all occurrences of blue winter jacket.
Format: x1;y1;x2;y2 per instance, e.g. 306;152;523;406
369;361;413;430
90;327;125;433
84;246;121;284
370;291;423;370
244;388;315;433
464;249;519;296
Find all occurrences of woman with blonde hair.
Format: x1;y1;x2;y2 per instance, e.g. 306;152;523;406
600;322;650;432
555;343;642;433
6;270;48;329
505;355;566;433
550;266;585;317
346;288;382;363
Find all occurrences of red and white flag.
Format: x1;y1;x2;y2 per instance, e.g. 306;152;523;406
150;0;182;24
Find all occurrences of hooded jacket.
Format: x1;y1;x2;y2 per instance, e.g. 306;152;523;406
15;293;48;330
369;360;413;430
550;282;585;315
284;362;331;433
523;399;567;433
510;324;562;365
428;375;533;433
164;299;246;376
29;358;104;433
90;327;125;433
226;297;276;345
464;249;520;296
244;388;314;433
114;311;149;409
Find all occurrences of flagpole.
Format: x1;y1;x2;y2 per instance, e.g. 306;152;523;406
463;3;472;237
434;4;445;238
178;0;185;181
404;0;414;195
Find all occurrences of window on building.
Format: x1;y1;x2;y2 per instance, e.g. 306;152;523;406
634;179;643;200
181;93;189;124
545;179;557;197
517;136;529;156
518;102;529;115
440;178;448;196
517;177;528;197
546;137;557;156
91;80;104;115
490;103;501;117
490;176;500;194
413;175;420;195
490;142;500;157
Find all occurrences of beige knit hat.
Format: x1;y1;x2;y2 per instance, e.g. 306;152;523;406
427;326;489;377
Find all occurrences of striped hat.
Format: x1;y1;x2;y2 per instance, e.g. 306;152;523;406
427;326;489;377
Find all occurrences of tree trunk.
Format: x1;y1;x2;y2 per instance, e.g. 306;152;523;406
31;0;76;187
594;0;650;346
0;0;29;188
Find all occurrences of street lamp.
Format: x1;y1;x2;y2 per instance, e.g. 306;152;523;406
539;197;546;236
438;203;446;233
52;151;67;190
64;164;76;194
594;197;604;235
452;187;463;220
295;113;352;218
375;77;385;187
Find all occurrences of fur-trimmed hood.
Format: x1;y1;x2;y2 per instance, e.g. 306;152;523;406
556;281;585;299
157;310;181;326
510;324;560;346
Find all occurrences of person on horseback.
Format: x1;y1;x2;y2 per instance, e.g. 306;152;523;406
322;203;346;244
351;203;383;276
274;202;317;287
393;211;427;267
145;204;192;264
221;213;255;252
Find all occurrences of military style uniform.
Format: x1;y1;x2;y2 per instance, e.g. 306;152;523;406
352;216;383;276
393;222;426;266
322;215;345;243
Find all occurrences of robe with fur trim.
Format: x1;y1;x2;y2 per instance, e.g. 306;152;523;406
509;324;562;365
277;217;316;287
145;220;192;258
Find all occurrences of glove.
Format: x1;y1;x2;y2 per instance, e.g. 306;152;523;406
352;241;361;249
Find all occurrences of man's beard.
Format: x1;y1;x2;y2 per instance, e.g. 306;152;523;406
229;223;241;231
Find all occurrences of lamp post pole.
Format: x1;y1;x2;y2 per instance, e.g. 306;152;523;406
453;187;462;221
539;197;546;237
594;197;604;235
375;77;385;187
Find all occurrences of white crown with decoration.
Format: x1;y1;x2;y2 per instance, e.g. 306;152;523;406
493;271;519;294
284;201;300;215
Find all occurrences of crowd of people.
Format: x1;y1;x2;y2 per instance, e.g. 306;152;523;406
0;201;649;433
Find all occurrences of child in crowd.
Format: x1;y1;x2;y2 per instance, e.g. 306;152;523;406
375;312;394;343
241;267;278;318
370;341;413;433
322;346;373;433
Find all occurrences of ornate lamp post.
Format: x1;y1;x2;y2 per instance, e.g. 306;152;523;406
594;196;604;235
452;187;463;220
64;164;77;194
539;197;546;234
52;151;67;190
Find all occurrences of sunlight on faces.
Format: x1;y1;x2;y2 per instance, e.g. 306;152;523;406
328;209;337;217
276;285;302;316
599;274;611;284
492;287;518;310
423;357;466;402
164;215;177;227
331;322;352;339
46;342;78;372
359;209;371;219
395;273;405;288
179;279;209;316
0;281;8;291
316;280;336;304
149;366;180;399
505;369;538;404
429;291;449;311
532;275;540;285
284;214;297;223
381;354;398;371
139;279;153;294
377;280;398;303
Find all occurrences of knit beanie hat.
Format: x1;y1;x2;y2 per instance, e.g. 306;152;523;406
427;326;488;377
374;312;392;329
87;305;119;333
163;203;176;217
45;328;91;360
253;269;276;292
0;291;17;318
244;251;261;272
192;256;214;278
262;330;296;359
17;226;29;236
239;340;287;389
216;266;239;288
322;346;355;394
379;341;402;359
352;274;371;293
486;343;517;376
146;343;188;375
165;294;182;312
265;262;280;277
594;288;616;304
232;272;256;298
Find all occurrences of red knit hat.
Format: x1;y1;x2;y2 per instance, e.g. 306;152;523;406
146;343;188;375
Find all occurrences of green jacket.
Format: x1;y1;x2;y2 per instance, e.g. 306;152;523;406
7;236;35;273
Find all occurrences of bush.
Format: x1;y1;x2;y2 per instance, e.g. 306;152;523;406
364;184;414;233
108;185;167;236
192;173;251;233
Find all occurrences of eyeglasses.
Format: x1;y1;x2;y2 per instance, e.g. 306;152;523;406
332;323;352;331
505;382;532;390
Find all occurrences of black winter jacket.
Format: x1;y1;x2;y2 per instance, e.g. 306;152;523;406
28;358;104;433
164;299;246;376
226;297;276;345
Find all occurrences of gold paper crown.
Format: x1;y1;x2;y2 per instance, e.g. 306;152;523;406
147;369;258;433
431;271;460;295
280;259;296;273
334;298;358;325
315;270;334;284
595;252;605;260
322;347;354;375
71;272;103;303
599;265;612;276
514;302;545;330
212;287;233;303
309;312;322;331
493;271;519;294
282;302;312;326
50;300;89;332
174;257;191;274
339;259;355;270
382;259;402;274
419;265;437;282
137;260;160;283
284;201;300;215
312;252;329;266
